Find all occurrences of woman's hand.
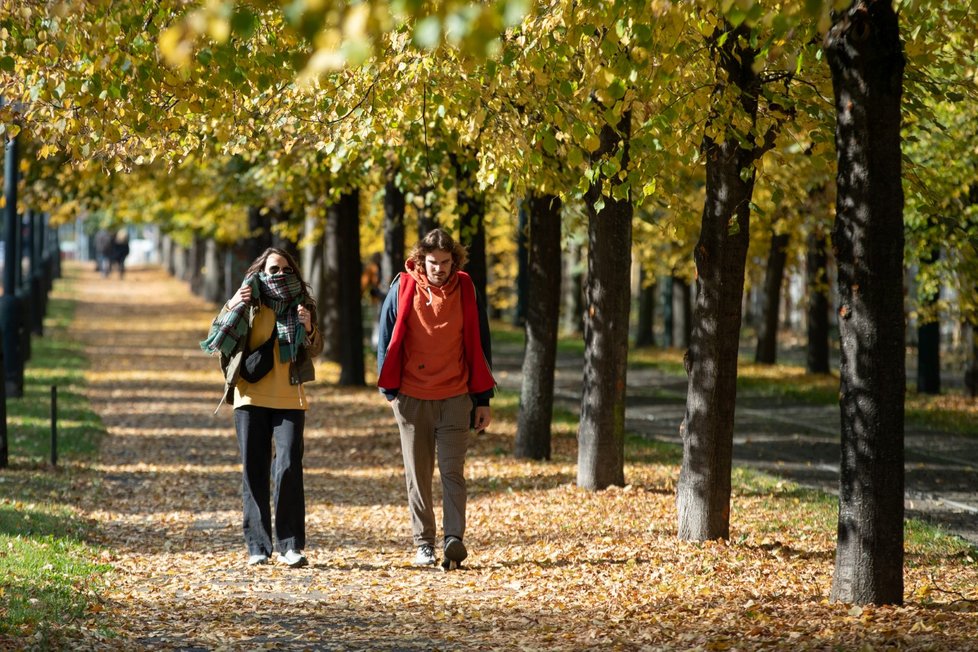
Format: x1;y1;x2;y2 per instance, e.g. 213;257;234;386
297;305;312;331
228;285;252;309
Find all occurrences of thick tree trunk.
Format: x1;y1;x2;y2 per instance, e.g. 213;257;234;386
322;203;342;362
755;231;790;364
916;249;941;394
635;268;656;348
806;229;831;374
826;0;905;606
270;206;299;260
515;192;562;460
336;190;365;386
677;26;759;541
382;176;405;289
452;153;488;304
514;201;529;327
579;112;632;491
662;276;674;348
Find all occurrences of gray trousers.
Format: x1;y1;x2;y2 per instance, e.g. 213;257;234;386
391;393;472;547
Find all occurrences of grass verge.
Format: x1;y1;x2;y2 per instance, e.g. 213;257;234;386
0;270;111;647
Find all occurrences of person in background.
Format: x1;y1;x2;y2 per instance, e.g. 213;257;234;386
376;229;495;570
201;247;323;568
108;228;130;278
94;228;112;276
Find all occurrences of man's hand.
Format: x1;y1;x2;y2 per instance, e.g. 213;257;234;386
473;406;492;433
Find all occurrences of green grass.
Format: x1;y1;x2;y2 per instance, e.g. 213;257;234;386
1;273;111;645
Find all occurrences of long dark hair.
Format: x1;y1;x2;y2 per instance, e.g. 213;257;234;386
246;247;316;308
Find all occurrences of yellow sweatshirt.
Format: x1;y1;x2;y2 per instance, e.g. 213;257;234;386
233;305;307;410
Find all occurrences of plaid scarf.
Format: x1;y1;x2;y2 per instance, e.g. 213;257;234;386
257;271;307;362
200;272;307;362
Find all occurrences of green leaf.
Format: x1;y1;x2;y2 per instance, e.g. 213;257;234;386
0;56;15;73
231;9;258;39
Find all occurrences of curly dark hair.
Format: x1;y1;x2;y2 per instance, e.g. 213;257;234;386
408;229;469;273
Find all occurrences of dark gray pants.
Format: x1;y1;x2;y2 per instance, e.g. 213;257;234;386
234;406;305;556
391;394;472;547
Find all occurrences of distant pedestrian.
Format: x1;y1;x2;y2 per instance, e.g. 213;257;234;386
94;229;112;276
200;247;323;568
108;229;130;278
377;228;495;570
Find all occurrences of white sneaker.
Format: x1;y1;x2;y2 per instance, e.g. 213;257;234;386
277;549;308;568
248;553;269;566
413;544;436;566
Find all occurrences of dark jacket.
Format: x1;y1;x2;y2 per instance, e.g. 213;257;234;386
215;301;324;410
377;270;494;405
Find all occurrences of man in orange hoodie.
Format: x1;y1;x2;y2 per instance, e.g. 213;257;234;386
377;229;495;570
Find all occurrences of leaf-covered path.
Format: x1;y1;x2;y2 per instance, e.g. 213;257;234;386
70;264;978;650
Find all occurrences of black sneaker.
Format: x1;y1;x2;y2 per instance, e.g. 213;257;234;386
413;544;436;566
443;536;467;570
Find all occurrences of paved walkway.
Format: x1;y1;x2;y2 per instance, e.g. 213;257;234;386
493;345;978;547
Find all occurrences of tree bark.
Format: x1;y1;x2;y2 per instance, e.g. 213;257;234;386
755;231;790;364
513;200;529;327
806;229;832;374
563;241;585;335
578;111;632;491
635;268;656;348
322;203;342;362
202;239;223;304
302;213;326;337
916;248;941;394
336;190;365;386
826;0;905;606
966;317;978;398
677;25;760;541
382;175;405;289
515;192;562;460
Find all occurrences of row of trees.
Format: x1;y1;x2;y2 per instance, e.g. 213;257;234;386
3;0;978;605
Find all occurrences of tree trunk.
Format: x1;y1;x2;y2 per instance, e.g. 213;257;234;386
382;175;406;289
452;153;488;305
188;236;205;295
755;231;790;364
515;192;562;460
965;317;978;398
247;205;272;261
578;111;632;491
662;276;674;348
322;203;342;362
302;213;326;336
916;248;941;394
806;229;831;374
415;185;438;239
676;277;692;349
203;239;223;304
635;268;656;348
826;0;905;606
513;201;529;327
563;240;585;335
336;190;365;386
677;25;760;541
